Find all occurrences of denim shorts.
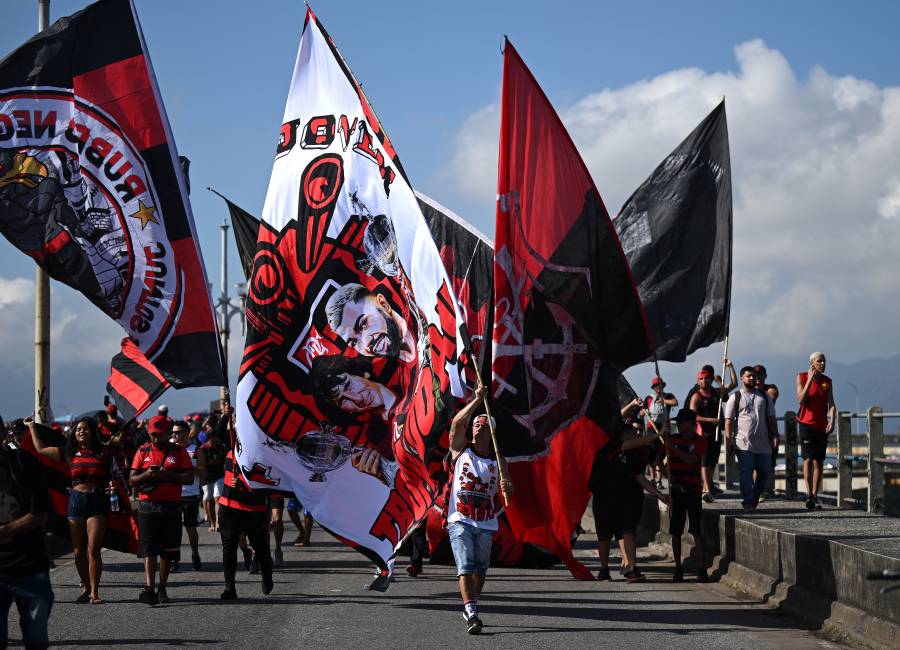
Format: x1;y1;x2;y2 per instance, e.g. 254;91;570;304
67;489;108;520
447;521;494;576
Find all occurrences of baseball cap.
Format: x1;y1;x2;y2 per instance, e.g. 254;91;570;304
158;404;169;415
651;376;664;387
148;415;173;435
675;408;697;423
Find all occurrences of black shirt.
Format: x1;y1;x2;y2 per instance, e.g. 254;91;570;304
0;449;50;579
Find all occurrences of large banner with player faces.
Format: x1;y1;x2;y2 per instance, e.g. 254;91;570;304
235;9;465;584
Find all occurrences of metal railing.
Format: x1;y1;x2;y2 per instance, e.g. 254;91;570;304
776;408;900;513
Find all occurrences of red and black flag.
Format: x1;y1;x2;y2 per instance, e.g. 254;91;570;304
20;422;138;554
614;101;732;363
415;192;494;381
106;337;170;423
491;41;653;579
0;0;222;389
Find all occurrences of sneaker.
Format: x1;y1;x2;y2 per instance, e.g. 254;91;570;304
466;614;483;635
138;587;158;605
242;547;253;571
814;497;822;510
702;493;715;504
596;567;612;581
157;587;169;604
697;569;709;583
249;557;260;575
757;492;767;503
262;572;274;595
220;587;238;601
273;548;284;568
405;564;422;578
192;552;202;571
741;500;755;511
805;496;816;511
673;567;684;583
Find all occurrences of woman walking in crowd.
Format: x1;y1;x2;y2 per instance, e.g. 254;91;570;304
26;416;114;604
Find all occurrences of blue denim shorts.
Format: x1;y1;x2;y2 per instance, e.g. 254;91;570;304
448;521;494;576
67;489;108;520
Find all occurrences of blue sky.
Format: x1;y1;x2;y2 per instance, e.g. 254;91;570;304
3;0;900;418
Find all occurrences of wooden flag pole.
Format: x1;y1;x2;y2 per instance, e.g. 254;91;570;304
458;322;511;506
469;361;511;507
714;335;730;444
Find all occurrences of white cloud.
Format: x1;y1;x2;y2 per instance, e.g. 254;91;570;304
0;277;34;307
435;39;900;363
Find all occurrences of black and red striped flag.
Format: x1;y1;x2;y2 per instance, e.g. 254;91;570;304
491;41;653;579
106;337;170;423
0;0;223;395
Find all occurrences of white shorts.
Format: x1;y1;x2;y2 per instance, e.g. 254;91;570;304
202;478;224;501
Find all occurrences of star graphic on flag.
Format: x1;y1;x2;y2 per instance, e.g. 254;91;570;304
129;200;159;229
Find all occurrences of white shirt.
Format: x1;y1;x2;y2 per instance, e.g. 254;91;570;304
447;448;500;531
181;442;202;497
724;388;776;454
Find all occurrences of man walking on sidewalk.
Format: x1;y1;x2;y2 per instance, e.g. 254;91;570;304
444;384;513;635
725;367;778;510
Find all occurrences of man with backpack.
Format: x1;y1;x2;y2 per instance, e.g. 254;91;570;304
724;367;778;510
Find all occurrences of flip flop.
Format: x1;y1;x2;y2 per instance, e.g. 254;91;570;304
75;592;90;604
90;597;104;604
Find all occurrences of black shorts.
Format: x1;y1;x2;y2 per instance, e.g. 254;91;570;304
269;494;285;510
67;488;108;520
592;481;642;540
179;497;201;528
703;434;721;468
799;424;828;461
137;502;183;560
670;490;702;537
219;504;269;538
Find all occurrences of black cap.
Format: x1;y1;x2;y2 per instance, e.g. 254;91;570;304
675;408;697;423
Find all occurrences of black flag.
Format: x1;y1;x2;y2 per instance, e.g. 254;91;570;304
614;101;732;363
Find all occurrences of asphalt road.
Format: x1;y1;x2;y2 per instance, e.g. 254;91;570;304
15;524;853;649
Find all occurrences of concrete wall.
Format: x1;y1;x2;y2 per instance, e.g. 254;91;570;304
642;497;900;649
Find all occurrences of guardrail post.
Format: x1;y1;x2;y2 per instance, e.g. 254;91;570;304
784;410;798;498
836;411;852;508
867;406;884;513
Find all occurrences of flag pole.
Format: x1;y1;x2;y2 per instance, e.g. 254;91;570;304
34;0;51;425
713;335;730;444
459;323;510;506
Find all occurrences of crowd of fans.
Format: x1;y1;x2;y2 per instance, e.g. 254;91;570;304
0;352;836;642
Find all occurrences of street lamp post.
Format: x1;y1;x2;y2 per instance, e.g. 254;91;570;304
217;218;246;405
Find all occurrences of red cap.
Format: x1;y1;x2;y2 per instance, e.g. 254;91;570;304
148;415;173;435
651;376;664;387
192;414;202;422
697;369;712;380
106;403;118;415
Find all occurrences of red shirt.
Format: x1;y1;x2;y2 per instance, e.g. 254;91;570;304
797;372;831;430
668;434;707;495
131;442;192;502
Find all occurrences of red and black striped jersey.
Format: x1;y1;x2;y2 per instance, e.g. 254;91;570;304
219;451;267;512
69;448;110;487
668;435;706;495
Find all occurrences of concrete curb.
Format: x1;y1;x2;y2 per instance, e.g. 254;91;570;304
642;496;900;649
